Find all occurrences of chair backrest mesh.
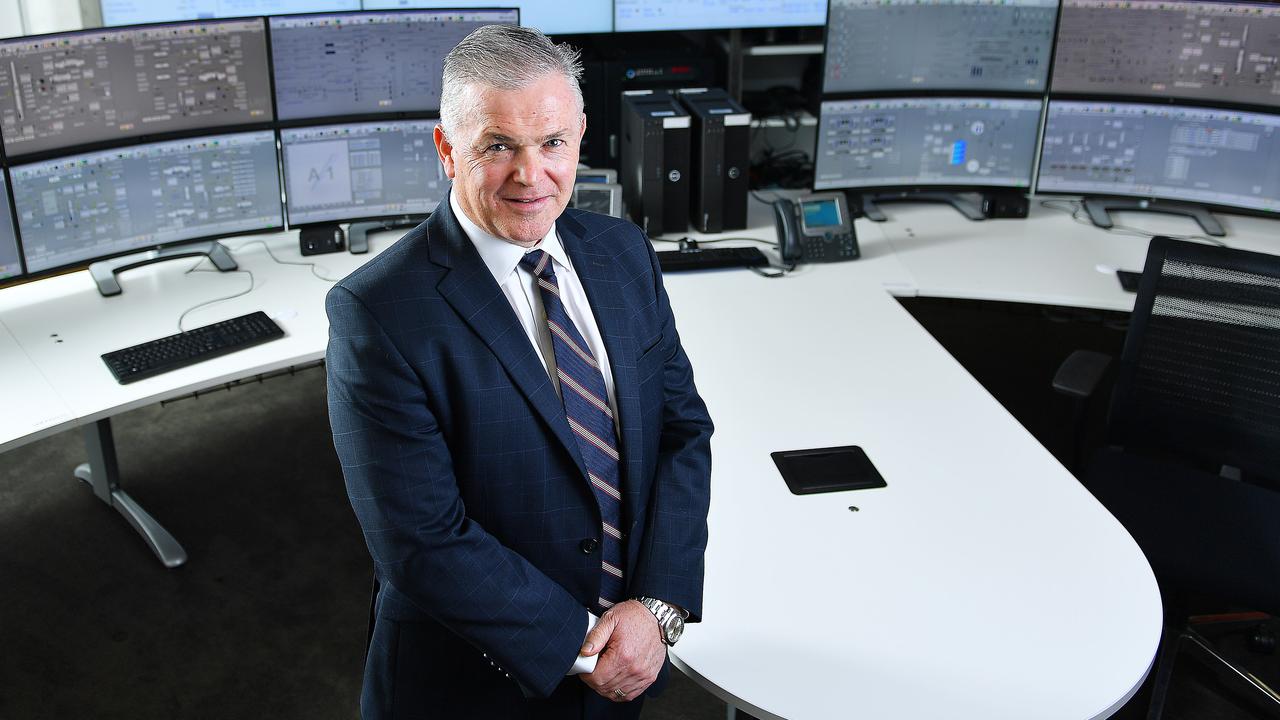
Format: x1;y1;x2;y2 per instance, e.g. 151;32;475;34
1109;236;1280;479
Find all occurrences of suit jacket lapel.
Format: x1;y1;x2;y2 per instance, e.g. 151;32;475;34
430;197;589;480
558;213;646;534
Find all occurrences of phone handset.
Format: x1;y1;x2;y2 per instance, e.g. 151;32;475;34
773;198;803;265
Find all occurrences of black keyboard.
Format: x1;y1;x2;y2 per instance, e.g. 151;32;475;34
656;246;769;273
101;311;285;385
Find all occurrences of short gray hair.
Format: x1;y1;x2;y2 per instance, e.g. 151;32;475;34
439;25;584;141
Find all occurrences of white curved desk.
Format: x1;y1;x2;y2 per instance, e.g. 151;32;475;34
0;198;1181;716
661;261;1160;719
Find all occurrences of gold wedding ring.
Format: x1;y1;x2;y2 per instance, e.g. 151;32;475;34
613;688;626;700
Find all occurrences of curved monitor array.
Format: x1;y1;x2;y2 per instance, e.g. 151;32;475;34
0;9;515;282
815;0;1280;219
99;0;826;35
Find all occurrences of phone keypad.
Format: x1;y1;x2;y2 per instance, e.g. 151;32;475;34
803;232;860;263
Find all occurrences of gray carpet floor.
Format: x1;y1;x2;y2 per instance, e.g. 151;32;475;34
0;363;1274;719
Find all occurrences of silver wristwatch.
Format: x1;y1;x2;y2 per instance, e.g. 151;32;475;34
637;596;686;646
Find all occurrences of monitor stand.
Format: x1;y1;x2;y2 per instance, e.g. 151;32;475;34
1081;196;1226;237
859;190;986;222
89;241;237;297
347;215;427;254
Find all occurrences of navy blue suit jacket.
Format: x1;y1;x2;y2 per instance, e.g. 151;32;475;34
326;196;713;718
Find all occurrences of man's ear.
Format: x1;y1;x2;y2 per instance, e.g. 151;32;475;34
434;124;457;180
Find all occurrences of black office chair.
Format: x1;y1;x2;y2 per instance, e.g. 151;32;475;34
1054;236;1280;719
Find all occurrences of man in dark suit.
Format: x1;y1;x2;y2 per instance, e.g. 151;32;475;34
325;24;714;719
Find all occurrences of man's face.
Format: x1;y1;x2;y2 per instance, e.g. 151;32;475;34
434;74;585;247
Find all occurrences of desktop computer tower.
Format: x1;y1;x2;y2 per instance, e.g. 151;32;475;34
621;90;691;237
676;88;752;233
579;49;715;169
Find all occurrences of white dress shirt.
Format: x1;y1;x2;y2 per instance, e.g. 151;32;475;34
450;193;620;425
450;193;607;676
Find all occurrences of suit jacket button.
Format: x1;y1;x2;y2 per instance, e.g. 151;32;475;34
580;538;600;554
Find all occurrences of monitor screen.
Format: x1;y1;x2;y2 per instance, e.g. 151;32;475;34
361;0;610;35
0;173;20;280
0;19;273;158
1037;101;1280;214
1052;1;1280;108
100;0;360;26
614;0;827;32
269;9;519;122
11;130;282;273
814;97;1043;191
281;119;448;225
824;0;1059;95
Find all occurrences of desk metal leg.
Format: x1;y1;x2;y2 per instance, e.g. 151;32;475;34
73;418;187;568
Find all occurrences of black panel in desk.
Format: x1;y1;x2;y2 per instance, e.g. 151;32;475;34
772;446;887;495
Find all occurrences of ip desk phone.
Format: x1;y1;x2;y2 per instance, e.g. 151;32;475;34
773;193;859;264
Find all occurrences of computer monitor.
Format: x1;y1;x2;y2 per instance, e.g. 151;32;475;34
10;130;282;274
613;0;827;32
361;0;611;35
1051;0;1280;108
269;9;520;123
1038;101;1280;218
0;173;21;280
0;19;274;159
823;0;1059;95
281;119;448;226
100;0;360;26
814;97;1043;191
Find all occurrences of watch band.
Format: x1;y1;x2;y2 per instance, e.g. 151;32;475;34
637;596;685;646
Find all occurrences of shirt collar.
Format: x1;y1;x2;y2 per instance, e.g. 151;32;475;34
450;191;572;283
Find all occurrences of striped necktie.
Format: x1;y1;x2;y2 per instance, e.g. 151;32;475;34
519;249;625;612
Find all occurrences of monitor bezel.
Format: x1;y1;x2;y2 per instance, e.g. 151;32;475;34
357;0;611;36
279;118;450;228
7;130;286;281
100;0;362;27
812;95;1045;194
0;16;278;161
1047;0;1280;113
266;7;521;125
0;166;27;286
613;1;827;33
820;0;1062;97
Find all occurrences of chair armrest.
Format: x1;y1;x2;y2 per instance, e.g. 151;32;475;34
1053;350;1113;399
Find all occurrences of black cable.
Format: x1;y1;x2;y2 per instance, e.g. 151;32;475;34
750;262;796;279
229;238;344;281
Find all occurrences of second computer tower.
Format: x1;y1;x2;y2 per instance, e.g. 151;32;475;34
621;91;691;236
677;89;751;233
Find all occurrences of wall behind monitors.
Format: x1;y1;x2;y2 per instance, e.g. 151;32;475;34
814;97;1043;190
0;173;21;280
11;130;282;273
824;0;1058;95
614;0;827;32
1052;0;1280;108
1038;101;1280;214
101;0;360;26
362;0;611;35
281;119;447;225
269;9;518;122
0;19;274;158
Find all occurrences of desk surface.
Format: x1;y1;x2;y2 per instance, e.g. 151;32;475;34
0;197;1200;717
662;261;1160;719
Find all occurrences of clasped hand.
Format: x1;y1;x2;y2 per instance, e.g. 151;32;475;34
579;600;666;702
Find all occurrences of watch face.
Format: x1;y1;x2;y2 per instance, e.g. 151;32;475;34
665;616;684;645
